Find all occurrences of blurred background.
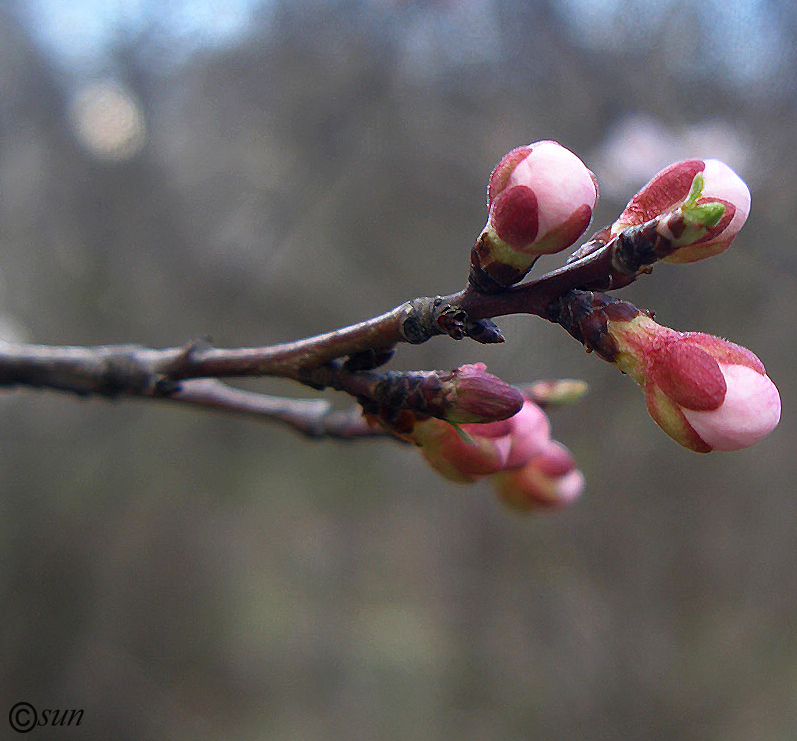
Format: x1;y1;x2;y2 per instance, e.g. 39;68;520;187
0;1;795;738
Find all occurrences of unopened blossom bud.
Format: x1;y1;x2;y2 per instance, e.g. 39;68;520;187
412;416;515;482
401;394;584;512
604;309;780;452
363;364;522;427
494;441;585;511
441;363;524;424
612;158;751;263
471;140;598;290
407;397;552;482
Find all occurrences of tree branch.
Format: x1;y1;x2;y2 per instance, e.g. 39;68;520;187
0;214;674;430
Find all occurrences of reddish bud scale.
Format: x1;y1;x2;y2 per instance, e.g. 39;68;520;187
489;186;539;248
678;331;765;373
443;363;524;423
548;204;596;255
616;159;704;225
648;343;726;411
488;146;533;202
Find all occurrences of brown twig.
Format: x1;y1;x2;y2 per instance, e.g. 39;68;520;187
166;379;384;439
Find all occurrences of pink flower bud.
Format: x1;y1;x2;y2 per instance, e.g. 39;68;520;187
412;417;514;482
502;399;552;468
405;393;584;512
494;441;585;511
679;361;781;452
608;313;780;452
471;141;598;289
488;141;599;253
412;397;551;482
613;158;751;263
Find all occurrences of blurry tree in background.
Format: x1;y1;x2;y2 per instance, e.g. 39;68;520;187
0;1;795;739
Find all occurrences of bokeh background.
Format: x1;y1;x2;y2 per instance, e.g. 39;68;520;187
1;1;795;739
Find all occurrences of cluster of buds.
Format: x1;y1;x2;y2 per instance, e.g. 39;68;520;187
376;364;584;511
369;142;778;512
468;141;778;456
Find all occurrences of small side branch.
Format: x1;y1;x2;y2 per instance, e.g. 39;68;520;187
167;380;384;440
0;343;392;439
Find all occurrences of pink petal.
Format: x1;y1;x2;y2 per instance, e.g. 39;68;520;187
681;364;781;451
701;159;751;228
504;401;552;468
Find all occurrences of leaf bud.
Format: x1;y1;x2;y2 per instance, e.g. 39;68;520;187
441;362;524;424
